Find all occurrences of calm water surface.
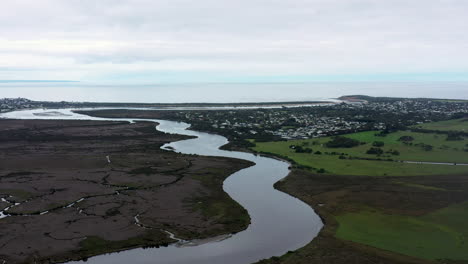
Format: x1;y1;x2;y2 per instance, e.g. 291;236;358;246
1;82;467;102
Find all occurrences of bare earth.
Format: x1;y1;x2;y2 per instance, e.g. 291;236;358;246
0;119;252;264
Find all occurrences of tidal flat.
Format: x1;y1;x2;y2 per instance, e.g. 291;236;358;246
0;119;252;263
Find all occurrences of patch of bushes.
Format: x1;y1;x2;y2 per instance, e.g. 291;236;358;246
423;144;433;151
326;136;361;148
317;168;326;173
413;143;434;151
375;131;389;137
446;133;464;141
366;147;384;155
386;149;400;156
372;141;385;147
289;145;313;153
398;135;414;142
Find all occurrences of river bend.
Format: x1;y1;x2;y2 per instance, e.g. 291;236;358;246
0;109;323;264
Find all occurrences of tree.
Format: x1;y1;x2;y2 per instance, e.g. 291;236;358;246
446;133;463;141
398;135;414;142
366;147;384;155
423;144;433;151
290;145;313;153
372;141;385;147
326;136;361;148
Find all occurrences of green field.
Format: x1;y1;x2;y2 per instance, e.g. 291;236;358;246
414;118;468;132
253;121;468;263
335;202;468;260
252;130;468;176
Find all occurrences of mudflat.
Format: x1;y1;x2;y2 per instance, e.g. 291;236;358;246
0;119;252;263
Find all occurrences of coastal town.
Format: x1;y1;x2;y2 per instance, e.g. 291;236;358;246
167;96;468;143
1;96;468;143
183;110;376;140
0;98;37;112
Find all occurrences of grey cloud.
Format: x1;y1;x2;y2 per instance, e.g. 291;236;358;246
0;0;467;81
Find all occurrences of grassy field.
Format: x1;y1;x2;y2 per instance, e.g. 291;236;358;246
253;122;468;263
252;130;468;176
336;202;468;260
255;170;468;264
414;118;468;132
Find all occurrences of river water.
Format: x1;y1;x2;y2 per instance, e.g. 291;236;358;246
0;109;323;264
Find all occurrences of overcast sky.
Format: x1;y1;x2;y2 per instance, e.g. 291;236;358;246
1;0;468;83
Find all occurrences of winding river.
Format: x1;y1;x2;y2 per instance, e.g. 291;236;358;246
0;108;323;264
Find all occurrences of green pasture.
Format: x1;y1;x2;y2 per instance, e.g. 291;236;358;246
414;118;468;132
335;202;468;260
252;130;468;176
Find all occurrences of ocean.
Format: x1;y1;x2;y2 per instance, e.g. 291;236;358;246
0;82;467;103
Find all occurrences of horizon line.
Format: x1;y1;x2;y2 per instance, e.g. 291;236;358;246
0;80;79;83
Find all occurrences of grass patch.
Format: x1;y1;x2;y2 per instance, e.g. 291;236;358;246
414;118;468;132
335;202;468;260
393;181;447;191
252;130;468;176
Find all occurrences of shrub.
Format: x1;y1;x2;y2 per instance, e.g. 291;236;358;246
446;133;463;141
372;141;385;147
375;131;388;137
326;136;361;148
290;145;313;153
398;136;414;142
366;147;384;155
423;144;433;151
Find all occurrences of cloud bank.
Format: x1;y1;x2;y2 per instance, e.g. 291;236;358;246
1;0;467;82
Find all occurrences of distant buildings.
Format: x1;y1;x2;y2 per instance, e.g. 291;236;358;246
174;99;468;140
0;98;38;112
1;97;467;141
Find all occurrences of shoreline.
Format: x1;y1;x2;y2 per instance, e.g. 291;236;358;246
0;100;339;115
0;117;254;263
0;109;323;264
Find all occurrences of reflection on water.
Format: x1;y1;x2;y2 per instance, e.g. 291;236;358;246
1;108;323;264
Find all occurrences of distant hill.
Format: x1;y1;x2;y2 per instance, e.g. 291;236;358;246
339;95;468;103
